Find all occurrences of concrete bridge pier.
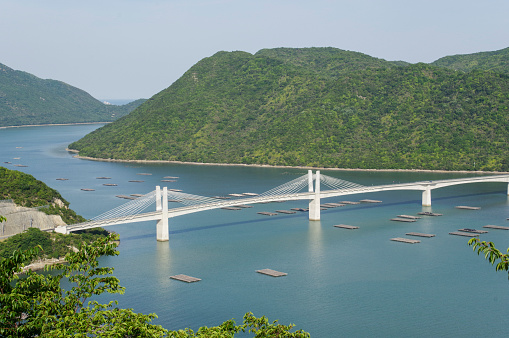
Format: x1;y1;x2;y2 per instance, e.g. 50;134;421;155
422;186;432;206
309;170;321;221
156;186;169;241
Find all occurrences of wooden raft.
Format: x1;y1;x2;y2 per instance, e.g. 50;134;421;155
458;228;488;234
334;224;359;229
449;231;479;237
391;218;416;222
483;225;509;230
256;269;287;277
116;195;136;200
397;215;421;219
390;237;420;244
322;203;345;207
221;206;242;210
455;206;481;210
258;212;278;216
275;210;296;214
406;232;435;238
170;274;201;283
417;212;443;216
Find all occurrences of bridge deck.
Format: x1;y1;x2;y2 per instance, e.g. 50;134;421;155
62;173;509;233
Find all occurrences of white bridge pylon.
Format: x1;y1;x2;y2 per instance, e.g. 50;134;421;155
56;171;509;241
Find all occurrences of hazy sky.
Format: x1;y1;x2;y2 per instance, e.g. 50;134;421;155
2;0;508;100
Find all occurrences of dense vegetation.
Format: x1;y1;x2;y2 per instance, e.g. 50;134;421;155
432;47;509;75
0;166;85;224
0;235;309;337
0;227;109;260
0;62;145;127
69;47;509;171
255;47;406;77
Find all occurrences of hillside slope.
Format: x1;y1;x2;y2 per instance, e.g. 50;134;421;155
69;47;509;171
0;63;145;127
255;47;406;76
432;47;509;74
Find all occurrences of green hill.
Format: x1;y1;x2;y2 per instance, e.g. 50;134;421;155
0;166;85;224
432;47;509;74
0;63;145;127
68;47;509;171
0;167;111;263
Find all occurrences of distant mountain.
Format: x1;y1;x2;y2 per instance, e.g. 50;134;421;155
432;47;509;74
0;63;146;127
68;47;509;172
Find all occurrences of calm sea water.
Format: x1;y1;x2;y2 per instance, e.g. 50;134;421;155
1;124;508;337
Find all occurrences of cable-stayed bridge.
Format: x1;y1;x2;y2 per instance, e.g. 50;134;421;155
55;170;509;241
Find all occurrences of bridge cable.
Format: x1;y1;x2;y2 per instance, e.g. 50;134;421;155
166;191;225;207
258;174;312;197
319;174;365;191
91;191;157;222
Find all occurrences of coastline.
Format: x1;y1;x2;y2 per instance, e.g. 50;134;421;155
18;238;119;273
66;149;509;174
0;122;109;130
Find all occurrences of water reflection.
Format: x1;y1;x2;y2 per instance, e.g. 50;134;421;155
307;220;323;263
155;241;172;282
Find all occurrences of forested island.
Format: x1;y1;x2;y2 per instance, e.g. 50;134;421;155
0;62;146;127
68;47;509;172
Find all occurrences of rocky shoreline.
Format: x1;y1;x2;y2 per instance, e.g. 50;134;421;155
21;257;67;273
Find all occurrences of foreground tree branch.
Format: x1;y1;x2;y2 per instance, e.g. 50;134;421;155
468;238;509;279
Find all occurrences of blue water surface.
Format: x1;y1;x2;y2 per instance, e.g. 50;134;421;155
1;124;508;337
